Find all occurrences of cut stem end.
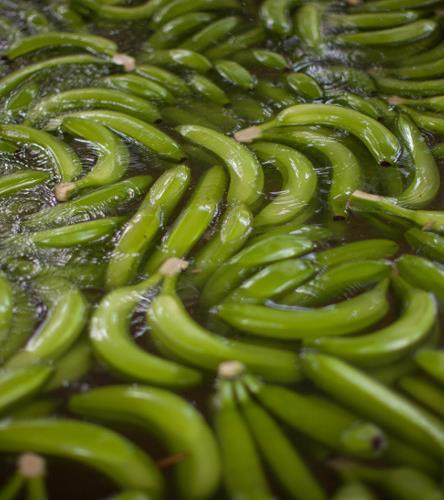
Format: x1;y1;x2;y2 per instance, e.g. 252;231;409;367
218;361;245;379
234;126;262;143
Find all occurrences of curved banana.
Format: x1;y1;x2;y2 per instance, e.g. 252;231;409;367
147;276;302;383
217;280;390;339
235;104;400;166
307;276;437;366
70;385;221;500
0;418;163;494
178;125;263;206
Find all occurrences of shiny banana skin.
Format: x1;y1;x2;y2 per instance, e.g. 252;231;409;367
259;126;362;218
143;165;227;274
0;418;163;495
0;365;53;415
90;273;202;388
139;48;212;73
56;117;129;200
102;74;176;103
147;277;302;383
25;88;161;125
401;105;444;135
306;276;437;367
188;74;229;105
8;77;41;116
254;79;297;109
46;109;184;161
394;95;444;113
24;176;152;230
351;0;442;12
260;0;298;36
249;141;318;226
394;114;440;208
106;165;190;289
204;27;265;60
416;349;444;386
200;235;314;308
0;124;81;182
396;254;444;303
151;0;241;27
282;259;391;306
147;12;215;49
213;376;272;500
331;461;444;500
312;239;399;267
179;16;241;52
217;280;390;340
6;276;88;369
235;104;401;166
388;58;444;80
76;0;169;20
227;258;316;304
327;11;419;30
375;76;444;97
329;93;381;120
136;64;191;96
233;49;288;71
44;337;92;392
177;125;263;206
285;72;323;99
6;216;127;249
0;285;38;364
337;20;437;46
0;170;50;198
187;203;253;289
6;31;118;58
301;352;444;458
399;374;444;419
214;59;256;89
244;375;387;459
349;190;444;234
400;40;444;65
0;55;110;100
70;385;221;500
235;379;327;500
0;274;13;344
405;227;444;262
294;3;325;55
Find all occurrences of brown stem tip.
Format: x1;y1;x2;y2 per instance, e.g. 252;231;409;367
352;190;382;202
218;361;245;379
234;126;261;143
387;95;405;106
160;258;188;277
112;53;136;72
54;182;74;202
18;453;46;479
157;452;188;468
